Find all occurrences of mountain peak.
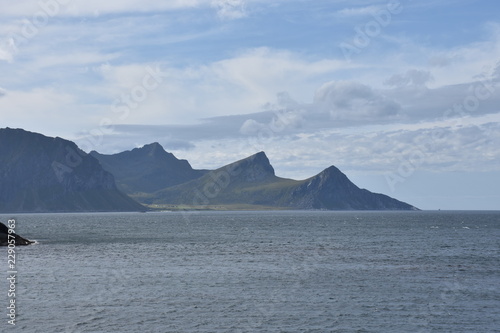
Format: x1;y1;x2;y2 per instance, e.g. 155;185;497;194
291;164;417;210
136;142;168;157
250;151;271;165
236;151;275;176
142;142;162;150
321;165;343;175
317;165;350;182
90;143;207;194
254;151;267;157
302;165;356;195
228;151;275;181
122;142;184;164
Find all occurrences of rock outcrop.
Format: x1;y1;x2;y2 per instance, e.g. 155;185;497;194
0;222;34;246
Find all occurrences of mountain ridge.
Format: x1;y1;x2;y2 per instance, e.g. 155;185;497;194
90;143;208;196
0;128;145;213
142;150;417;210
0;128;418;211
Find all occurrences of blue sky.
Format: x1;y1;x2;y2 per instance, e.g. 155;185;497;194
1;0;499;210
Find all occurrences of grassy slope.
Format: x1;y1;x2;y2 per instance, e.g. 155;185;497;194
134;171;304;209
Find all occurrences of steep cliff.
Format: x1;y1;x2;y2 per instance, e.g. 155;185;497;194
0;128;144;213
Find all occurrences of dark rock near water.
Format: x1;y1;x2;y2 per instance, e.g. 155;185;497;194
0;222;34;246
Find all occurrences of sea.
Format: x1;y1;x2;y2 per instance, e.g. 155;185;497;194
1;210;499;333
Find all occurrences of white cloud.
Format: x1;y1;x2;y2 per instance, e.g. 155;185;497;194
0;87;80;138
493;60;500;81
334;5;385;18
137;118;500;182
0;37;16;62
384;69;434;88
239;119;267;135
211;0;247;20
59;58;500;160
0;0;205;17
314;81;401;121
79;48;350;126
0;0;276;18
33;52;121;69
428;55;452;68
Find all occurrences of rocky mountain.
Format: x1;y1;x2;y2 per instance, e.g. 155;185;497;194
0;128;144;213
145;151;417;210
0;128;417;212
287;165;416;210
90;143;207;199
144;151;296;207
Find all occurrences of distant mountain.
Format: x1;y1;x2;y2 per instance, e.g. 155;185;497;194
145;151;417;210
145;151;297;206
287;165;416;210
0;128;417;212
0;128;144;213
90;143;207;199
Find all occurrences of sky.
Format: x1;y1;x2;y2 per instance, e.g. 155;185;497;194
1;0;499;210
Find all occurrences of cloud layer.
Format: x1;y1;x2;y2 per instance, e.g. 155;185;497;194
1;0;499;209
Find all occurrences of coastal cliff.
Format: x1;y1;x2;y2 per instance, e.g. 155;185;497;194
0;128;144;213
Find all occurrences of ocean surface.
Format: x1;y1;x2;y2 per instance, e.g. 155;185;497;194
1;211;499;333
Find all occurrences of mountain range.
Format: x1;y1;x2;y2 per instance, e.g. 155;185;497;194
92;142;418;211
0;128;418;212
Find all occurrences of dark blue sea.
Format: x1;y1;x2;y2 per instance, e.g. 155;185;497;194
1;211;499;332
